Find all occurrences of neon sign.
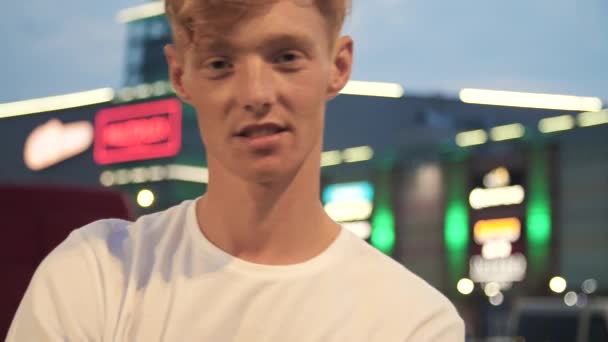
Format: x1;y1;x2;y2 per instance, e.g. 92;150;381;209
94;99;182;165
323;181;374;203
23;119;94;171
470;253;527;283
468;166;529;285
469;167;525;210
103;116;171;147
469;185;525;210
473;217;522;244
322;181;375;239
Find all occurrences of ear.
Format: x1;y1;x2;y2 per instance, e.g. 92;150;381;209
326;36;354;101
164;44;192;103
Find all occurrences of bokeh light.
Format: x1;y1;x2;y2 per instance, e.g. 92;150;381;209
564;291;578;306
137;189;155;208
457;278;475;295
582;279;598;294
484;282;501;297
549;276;567;294
489;292;504;306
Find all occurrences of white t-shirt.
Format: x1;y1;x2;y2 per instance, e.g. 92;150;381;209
8;199;464;341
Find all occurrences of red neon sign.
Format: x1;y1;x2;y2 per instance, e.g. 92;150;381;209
94;99;182;165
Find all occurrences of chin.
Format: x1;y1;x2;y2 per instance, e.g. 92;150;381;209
245;166;292;185
241;157;301;185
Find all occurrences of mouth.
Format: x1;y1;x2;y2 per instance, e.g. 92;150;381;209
236;123;289;139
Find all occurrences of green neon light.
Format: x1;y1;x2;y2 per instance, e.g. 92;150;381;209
445;202;469;251
444;162;469;252
527;203;551;244
370;166;395;255
371;205;395;255
527;146;551;246
444;161;469;286
526;146;552;277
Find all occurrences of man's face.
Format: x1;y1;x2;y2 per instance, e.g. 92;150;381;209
166;0;352;183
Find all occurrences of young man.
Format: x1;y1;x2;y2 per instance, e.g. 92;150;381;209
8;0;464;340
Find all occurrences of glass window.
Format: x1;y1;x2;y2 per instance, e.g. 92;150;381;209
516;312;578;342
148;19;168;40
589;313;608;342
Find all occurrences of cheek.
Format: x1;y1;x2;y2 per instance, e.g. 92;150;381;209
285;72;328;112
182;78;230;144
180;61;197;93
193;112;211;147
189;103;221;147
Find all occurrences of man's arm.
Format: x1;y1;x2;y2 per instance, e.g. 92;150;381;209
6;230;104;341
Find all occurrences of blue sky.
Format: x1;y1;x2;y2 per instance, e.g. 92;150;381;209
1;0;607;103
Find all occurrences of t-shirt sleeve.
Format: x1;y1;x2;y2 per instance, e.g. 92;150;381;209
405;300;465;342
6;228;105;341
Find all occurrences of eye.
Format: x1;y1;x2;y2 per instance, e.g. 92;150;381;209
274;51;302;64
207;58;232;70
199;57;234;79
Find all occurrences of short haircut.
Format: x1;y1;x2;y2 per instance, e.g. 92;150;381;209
165;0;351;48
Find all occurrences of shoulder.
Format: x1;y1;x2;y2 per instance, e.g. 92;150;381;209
8;200;197;339
78;198;194;242
36;199;196;282
342;232;446;302
340;232;464;339
75;199;195;257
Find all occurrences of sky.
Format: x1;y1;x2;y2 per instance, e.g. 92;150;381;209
1;0;607;104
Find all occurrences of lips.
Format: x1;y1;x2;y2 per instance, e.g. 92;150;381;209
236;123;288;138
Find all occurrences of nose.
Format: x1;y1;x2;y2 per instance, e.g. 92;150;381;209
236;58;276;117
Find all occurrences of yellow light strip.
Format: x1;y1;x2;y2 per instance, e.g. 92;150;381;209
342;146;374;163
321;146;374;167
473;217;521;244
490;123;525;141
455;129;487;147
324;200;373;222
460;88;602;112
168;164;209;183
116;81;174;102
117;1;165;23
469;185;525;210
339;80;404;98
321;150;342;167
578;109;608;127
100;164;208;187
0;88;114;119
538;115;575;133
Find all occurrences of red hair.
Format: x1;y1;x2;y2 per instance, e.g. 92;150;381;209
165;0;350;47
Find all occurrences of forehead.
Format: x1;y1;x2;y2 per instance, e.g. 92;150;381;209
179;0;319;29
186;1;329;51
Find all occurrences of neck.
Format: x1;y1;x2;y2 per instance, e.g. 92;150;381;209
196;145;339;265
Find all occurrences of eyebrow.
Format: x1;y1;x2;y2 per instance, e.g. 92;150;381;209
257;33;316;53
193;37;235;54
194;32;316;55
